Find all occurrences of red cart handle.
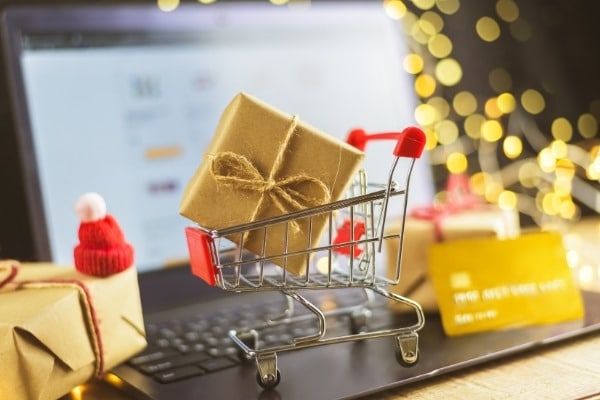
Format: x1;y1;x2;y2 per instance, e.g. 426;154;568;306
346;126;426;158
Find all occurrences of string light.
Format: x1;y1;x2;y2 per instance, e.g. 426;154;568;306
395;0;599;229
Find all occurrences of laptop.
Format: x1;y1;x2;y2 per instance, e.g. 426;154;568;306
2;2;600;400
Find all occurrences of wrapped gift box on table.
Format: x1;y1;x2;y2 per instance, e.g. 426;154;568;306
385;174;520;313
0;261;146;400
180;92;364;276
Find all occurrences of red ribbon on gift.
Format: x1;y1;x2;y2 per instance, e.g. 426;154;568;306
410;173;486;241
0;261;106;377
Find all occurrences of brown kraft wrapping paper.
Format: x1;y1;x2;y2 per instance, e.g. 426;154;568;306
180;92;364;275
0;261;146;400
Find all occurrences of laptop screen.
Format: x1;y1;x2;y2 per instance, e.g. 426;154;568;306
3;2;433;272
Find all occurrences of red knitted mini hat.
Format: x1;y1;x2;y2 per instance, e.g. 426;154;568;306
74;192;134;277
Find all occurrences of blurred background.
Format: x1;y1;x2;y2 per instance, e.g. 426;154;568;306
1;0;599;262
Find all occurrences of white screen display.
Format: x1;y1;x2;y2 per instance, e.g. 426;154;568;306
20;4;433;271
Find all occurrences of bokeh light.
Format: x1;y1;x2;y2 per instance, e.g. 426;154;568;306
476;16;501;42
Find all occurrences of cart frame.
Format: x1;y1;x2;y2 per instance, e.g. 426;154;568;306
185;126;427;389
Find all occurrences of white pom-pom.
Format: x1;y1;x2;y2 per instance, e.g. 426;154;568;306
74;192;107;222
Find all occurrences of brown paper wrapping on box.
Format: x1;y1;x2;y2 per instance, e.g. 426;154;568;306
0;261;146;400
180;92;364;275
385;206;520;313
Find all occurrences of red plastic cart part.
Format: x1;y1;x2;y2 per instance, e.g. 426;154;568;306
394;126;426;158
332;219;365;258
185;227;217;286
345;126;426;159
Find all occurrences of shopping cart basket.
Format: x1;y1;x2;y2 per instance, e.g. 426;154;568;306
184;126;426;389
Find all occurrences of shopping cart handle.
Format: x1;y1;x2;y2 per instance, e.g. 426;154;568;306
394;126;426;158
346;126;426;158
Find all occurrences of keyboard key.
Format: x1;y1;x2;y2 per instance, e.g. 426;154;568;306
154;365;204;383
198;356;238;372
140;352;213;374
129;349;179;366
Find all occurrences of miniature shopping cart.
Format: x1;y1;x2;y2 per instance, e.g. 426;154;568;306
184;126;426;389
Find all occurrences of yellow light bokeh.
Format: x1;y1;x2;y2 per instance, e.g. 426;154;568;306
415;103;438;126
415;73;437;98
453;91;478;116
421;11;445;34
157;0;179;12
484;181;504;203
403;53;424;74
503;135;523;159
428;96;451;120
498;190;517;210
497;92;516;113
436;119;459;145
521;89;546;115
384;0;408;19
464;113;485;139
424;128;438;150
469;172;488;196
418;18;438;36
587;146;600;180
578;113;598;138
541;192;560;215
484;97;503;119
435;0;460;15
559;198;577;220
550;140;568;159
538;148;556;173
481;119;503;142
553;176;573;197
413;0;436;11
496;0;519;22
446;152;468;174
476;16;501;42
551;117;573;142
510;18;532;42
435;58;462;86
198;0;217;3
489;67;513;93
555;158;575;179
409;18;430;45
518;161;541;188
428;33;453;58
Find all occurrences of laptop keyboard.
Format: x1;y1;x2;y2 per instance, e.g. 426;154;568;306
128;301;323;384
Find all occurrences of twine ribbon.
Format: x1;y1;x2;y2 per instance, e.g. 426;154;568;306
410;173;486;241
210;115;331;232
0;261;106;377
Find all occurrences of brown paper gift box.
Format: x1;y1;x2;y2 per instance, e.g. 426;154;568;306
180;92;364;276
0;261;146;400
385;206;520;312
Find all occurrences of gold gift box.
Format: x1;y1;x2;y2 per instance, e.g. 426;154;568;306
386;206;520;312
180;92;364;276
0;261;146;400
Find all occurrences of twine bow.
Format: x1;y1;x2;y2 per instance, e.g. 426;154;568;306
0;261;106;377
410;173;485;241
210;115;331;232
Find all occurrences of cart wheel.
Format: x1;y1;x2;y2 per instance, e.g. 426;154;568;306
395;348;419;368
350;308;372;334
256;370;281;390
